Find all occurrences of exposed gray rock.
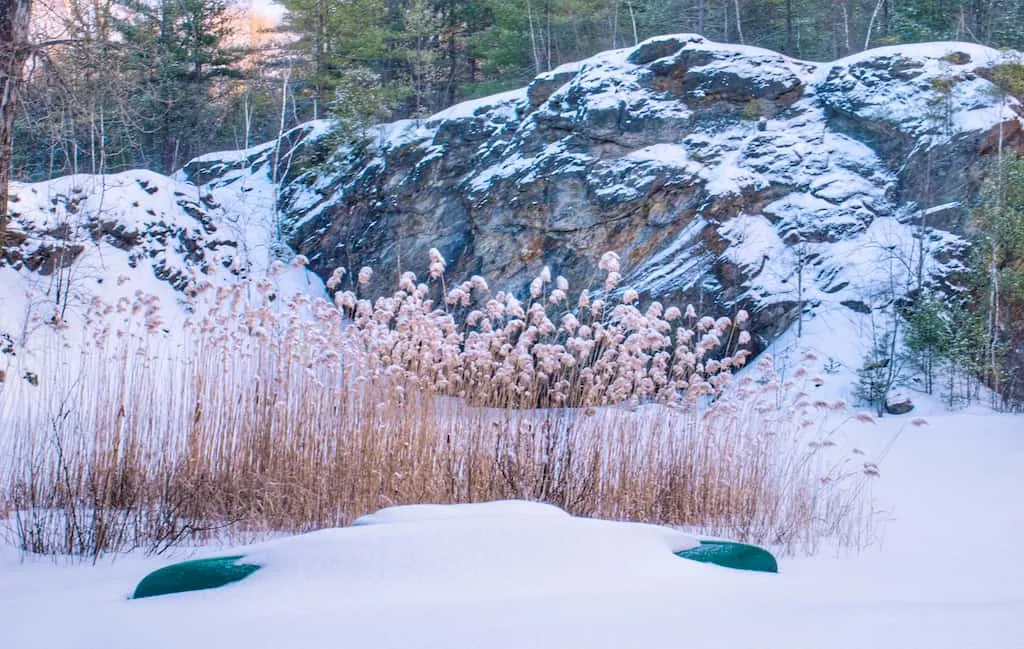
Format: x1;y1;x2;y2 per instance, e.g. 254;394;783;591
263;37;1022;356
527;64;582;109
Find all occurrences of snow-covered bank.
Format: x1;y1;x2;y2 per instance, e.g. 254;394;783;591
1;406;1021;649
0;130;326;379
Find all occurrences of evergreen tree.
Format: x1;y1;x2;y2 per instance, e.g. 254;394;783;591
904;292;949;395
279;0;389;119
856;327;898;416
116;0;243;172
970;152;1024;404
903;292;985;405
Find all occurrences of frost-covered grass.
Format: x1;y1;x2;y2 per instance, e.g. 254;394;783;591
0;251;877;559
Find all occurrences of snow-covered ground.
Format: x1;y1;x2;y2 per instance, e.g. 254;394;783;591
1;402;1021;649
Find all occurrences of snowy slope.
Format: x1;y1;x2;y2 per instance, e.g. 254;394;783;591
1;409;1022;649
0;127;328;383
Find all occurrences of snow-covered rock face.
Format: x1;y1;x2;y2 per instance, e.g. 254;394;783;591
5;171;235;297
267;36;1022;349
0;124;326;369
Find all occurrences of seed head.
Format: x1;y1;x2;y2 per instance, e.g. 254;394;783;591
327;267;347;290
598;251;621;273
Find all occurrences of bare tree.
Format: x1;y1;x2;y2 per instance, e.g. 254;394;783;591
733;0;745;44
793;240;811;338
864;0;885;50
1;0;33;247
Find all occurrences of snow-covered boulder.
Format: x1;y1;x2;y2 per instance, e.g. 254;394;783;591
885;388;915;415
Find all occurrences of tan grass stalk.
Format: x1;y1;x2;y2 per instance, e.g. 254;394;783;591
0;253;876;558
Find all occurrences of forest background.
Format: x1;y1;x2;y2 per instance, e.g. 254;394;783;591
8;0;1024;181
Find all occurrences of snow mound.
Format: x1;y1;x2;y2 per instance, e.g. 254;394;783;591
238;502;703;600
351;499;571;525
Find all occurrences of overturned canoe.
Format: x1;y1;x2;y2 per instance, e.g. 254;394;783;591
132;555;261;599
674;540;778;573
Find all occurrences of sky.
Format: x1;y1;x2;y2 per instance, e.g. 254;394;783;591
248;0;286;23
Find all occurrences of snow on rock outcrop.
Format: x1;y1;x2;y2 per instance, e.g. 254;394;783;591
0;123;329;381
265;36;1022;353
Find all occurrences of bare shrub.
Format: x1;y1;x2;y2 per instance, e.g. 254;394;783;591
0;252;877;558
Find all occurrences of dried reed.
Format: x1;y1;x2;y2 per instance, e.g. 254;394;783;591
0;252;876;558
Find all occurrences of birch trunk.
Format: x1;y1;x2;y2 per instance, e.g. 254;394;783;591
864;0;886;50
733;0;745;44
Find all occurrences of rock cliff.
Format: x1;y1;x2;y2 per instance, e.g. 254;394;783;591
202;36;1022;351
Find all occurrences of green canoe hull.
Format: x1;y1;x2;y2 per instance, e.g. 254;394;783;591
132;555;262;599
675;540;778;573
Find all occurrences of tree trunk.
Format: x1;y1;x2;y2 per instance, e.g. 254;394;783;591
785;0;793;55
314;0;325;120
733;0;744;44
526;0;542;74
864;0;886;50
544;0;552;71
723;0;729;41
445;0;458;107
609;0;619;49
626;1;638;45
841;3;851;54
1;0;33;248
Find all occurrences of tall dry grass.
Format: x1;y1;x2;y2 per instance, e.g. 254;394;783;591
0;251;878;558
